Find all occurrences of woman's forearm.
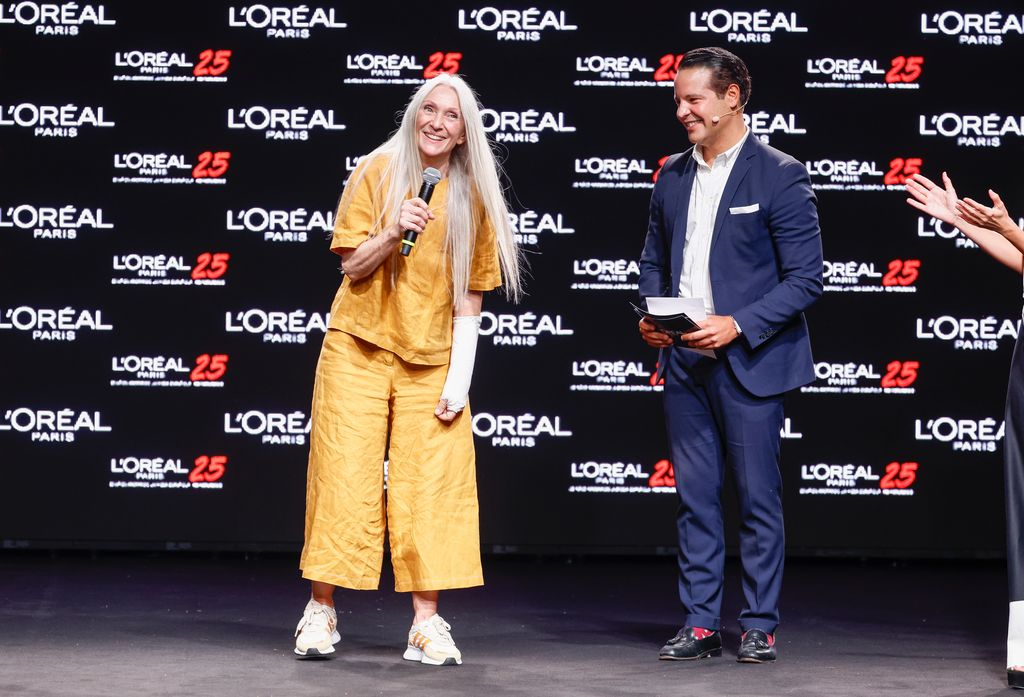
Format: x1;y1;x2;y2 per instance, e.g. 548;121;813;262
454;291;483;317
997;219;1024;263
957;219;1024;274
439;291;484;415
339;224;401;281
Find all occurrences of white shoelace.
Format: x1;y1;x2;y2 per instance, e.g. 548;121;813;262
297;602;333;636
428;616;454;646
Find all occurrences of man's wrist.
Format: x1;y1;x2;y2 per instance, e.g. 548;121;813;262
731;316;742;336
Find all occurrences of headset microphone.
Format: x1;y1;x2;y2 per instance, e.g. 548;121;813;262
711;96;751;125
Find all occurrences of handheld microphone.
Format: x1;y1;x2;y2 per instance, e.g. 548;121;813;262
711;96;751;125
400;167;443;257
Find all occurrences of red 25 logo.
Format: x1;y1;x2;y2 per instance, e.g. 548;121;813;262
424;52;462;78
192;252;230;280
191;353;228;382
194;49;232;77
883;157;922;185
653;53;685;82
193;151;231;179
880;461;917;489
881;360;919;388
882;259;920;286
190;455;227;483
648;459;676;488
885;56;923;84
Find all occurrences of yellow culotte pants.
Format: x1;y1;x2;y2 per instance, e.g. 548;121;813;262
299;329;483;592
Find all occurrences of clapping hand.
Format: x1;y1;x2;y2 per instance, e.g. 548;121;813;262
957;190;1014;236
905;172;961;225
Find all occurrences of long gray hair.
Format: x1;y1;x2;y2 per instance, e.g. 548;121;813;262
345;74;523;303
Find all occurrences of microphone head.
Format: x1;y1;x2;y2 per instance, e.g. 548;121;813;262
422;167;442;185
711;115;721;124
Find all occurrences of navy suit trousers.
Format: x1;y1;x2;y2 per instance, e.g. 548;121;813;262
664;347;785;634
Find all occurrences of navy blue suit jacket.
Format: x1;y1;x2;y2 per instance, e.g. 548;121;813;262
639;135;823;397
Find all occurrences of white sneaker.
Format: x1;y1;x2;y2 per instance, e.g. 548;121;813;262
294;599;341;658
403;614;463;666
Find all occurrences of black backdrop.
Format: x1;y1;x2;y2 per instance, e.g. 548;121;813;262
1;1;1022;556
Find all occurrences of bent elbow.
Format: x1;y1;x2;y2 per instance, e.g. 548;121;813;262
799;273;823;301
808;276;824;300
341;264;366;282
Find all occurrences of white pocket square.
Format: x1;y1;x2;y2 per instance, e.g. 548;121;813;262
729;203;759;214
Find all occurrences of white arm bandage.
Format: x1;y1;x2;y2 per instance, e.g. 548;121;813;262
440;315;481;412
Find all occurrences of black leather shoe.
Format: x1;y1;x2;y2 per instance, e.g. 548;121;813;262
1009;668;1024;689
659;626;722;660
737;629;776;663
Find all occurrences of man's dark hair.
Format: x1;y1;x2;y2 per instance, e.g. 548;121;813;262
679;47;751;108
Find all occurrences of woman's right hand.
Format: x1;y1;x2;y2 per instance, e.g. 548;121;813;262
905;172;961;226
396;197;435;237
957;190;1016;236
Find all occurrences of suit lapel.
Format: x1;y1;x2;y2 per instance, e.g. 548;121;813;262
669;157;696;293
709;136;758;257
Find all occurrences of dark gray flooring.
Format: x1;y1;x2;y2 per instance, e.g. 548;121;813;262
0;553;1015;696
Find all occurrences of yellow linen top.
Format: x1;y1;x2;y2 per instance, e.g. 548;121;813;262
328;155;502;365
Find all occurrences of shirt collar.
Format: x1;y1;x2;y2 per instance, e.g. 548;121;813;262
692;127;749;169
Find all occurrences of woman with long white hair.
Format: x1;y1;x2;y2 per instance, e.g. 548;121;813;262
907;172;1024;689
293;73;523;665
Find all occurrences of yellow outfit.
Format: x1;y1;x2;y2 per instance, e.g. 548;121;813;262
327;156;501;364
300;155;502;591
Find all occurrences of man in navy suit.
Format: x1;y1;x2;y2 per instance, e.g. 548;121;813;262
638;47;822;664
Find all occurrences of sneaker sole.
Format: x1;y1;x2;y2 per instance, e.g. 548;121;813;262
295;630;341;659
421;656;461;666
294;646;335;659
403;646;461;666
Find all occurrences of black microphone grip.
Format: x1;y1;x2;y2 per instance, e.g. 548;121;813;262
399;167;443;257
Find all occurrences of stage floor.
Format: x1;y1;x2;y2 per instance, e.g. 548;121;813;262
0;553;1013;696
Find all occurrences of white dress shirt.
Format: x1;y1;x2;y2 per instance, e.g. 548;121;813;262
679;129;750;315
